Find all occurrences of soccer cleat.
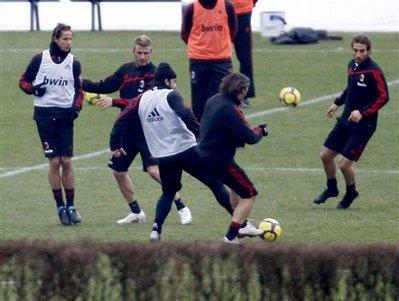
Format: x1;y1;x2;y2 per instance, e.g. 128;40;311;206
314;187;339;204
150;230;161;242
222;236;241;244
116;211;146;224
178;207;192;225
67;206;82;224
238;221;265;237
57;206;71;226
337;190;359;209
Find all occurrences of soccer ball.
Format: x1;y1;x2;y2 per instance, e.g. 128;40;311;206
278;87;301;106
84;92;101;105
258;218;282;241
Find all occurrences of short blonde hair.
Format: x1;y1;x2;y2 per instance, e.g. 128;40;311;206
134;35;152;48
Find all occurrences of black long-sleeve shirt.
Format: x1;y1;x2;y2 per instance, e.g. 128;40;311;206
198;92;263;166
82;62;156;109
334;57;389;128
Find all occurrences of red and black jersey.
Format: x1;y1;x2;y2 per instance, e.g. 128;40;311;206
82;62;156;109
198;92;263;166
335;57;389;128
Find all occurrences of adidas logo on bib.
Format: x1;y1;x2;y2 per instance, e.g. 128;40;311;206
147;107;164;122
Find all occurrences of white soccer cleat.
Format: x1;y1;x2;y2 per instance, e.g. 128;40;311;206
238;220;265;237
116;211;146;224
222;236;241;244
178;207;192;225
150;230;161;242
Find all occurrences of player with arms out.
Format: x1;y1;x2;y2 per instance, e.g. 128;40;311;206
314;34;389;209
19;23;84;226
83;35;192;225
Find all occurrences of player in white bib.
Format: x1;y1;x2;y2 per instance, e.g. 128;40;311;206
19;24;84;226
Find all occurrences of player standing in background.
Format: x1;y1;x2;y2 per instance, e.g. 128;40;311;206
314;34;389;209
231;0;256;106
83;35;192;225
198;73;268;243
181;0;237;121
19;23;83;226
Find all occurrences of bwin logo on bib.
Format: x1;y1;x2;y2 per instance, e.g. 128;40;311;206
147;107;164;122
43;75;68;86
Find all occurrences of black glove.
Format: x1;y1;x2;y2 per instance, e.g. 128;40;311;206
71;105;80;120
32;82;46;97
259;124;268;137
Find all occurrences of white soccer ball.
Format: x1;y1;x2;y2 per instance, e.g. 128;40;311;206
278;87;301;106
258;218;282;241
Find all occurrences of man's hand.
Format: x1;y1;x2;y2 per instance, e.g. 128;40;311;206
32;82;46;97
259;124;268;137
326;104;338;118
348;110;362;123
97;95;113;109
112;148;127;158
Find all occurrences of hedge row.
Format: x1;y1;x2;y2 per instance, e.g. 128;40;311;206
0;240;398;300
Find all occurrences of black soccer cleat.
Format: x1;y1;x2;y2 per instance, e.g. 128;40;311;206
58;207;71;226
337;190;359;209
67;206;82;224
314;187;339;204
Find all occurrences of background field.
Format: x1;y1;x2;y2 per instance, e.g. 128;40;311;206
0;31;398;243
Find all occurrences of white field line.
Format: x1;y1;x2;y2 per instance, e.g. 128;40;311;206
1;79;399;179
1;48;399;54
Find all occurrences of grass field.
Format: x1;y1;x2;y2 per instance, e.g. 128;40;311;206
0;31;398;243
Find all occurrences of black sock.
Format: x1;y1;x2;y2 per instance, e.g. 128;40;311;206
53;189;64;208
174;198;185;210
129;200;141;214
226;221;241;240
65;188;75;208
327;178;338;191
346;183;356;194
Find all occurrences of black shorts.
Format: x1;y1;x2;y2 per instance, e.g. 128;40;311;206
324;119;376;162
36;118;74;158
108;139;158;172
212;161;258;199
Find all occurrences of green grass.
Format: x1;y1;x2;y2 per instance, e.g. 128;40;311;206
0;31;398;243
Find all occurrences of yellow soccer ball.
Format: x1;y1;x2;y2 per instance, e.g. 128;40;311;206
84;92;101;105
258;218;282;241
278;87;301;106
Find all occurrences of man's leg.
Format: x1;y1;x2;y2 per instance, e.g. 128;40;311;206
337;156;359;209
60;156;81;223
49;157;70;226
234;12;255;98
113;171;145;223
151;160;182;241
147;164;192;224
314;146;340;204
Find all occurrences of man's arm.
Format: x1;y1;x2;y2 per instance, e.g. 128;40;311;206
82;65;125;94
360;70;389;118
226;105;263;146
72;58;84;110
226;0;238;41
167;90;200;138
181;3;194;44
19;53;42;94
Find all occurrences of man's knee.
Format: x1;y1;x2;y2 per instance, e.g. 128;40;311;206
146;165;160;180
113;170;128;181
319;148;335;162
338;158;352;171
